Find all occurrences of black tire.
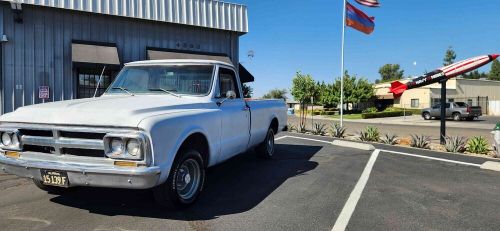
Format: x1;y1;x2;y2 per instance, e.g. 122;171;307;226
453;113;461;121
257;128;275;159
153;149;205;209
33;179;72;194
422;112;431;120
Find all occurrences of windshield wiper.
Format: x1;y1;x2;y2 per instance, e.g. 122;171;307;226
148;88;181;98
111;87;134;96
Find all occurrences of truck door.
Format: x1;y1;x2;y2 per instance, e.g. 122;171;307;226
216;67;251;160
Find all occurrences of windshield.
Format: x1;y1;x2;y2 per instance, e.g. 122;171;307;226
106;65;214;95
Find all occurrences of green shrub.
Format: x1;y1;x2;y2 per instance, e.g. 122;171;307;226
312;123;327;136
410;134;431;149
383;107;399;112
362;107;378;113
288;123;297;132
361;111;413;119
359;126;380;142
444;136;466;153
467;136;489;154
381;133;398;145
330;122;346;138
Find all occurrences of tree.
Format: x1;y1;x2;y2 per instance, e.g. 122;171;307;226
291;72;317;127
489;59;500;81
262;88;288;99
316;71;374;110
378;64;404;82
463;70;487;79
443;46;457;66
242;83;253;98
333;72;374;110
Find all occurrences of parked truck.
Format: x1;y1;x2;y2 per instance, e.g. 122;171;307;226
0;59;287;208
421;102;482;121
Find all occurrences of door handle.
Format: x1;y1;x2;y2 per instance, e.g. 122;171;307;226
242;106;250;111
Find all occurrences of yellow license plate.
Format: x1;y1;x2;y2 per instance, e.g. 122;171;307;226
41;170;69;187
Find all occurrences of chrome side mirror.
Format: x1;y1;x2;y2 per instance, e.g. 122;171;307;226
217;90;237;107
226;90;236;99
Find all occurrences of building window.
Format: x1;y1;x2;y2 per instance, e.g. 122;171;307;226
467;99;473;106
77;68;116;98
411;99;419;108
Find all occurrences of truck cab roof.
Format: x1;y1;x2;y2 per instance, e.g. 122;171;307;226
125;59;235;68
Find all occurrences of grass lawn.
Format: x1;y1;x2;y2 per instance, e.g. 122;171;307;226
325;113;363;119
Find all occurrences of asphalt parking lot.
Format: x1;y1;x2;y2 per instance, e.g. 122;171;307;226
1;133;499;231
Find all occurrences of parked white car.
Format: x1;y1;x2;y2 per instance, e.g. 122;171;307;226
0;59;286;208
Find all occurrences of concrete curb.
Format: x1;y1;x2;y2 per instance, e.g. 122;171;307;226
480;161;500;172
332;140;376;151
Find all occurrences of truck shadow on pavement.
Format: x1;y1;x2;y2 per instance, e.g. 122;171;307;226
49;143;322;220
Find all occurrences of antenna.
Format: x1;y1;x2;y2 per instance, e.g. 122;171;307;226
93;66;107;98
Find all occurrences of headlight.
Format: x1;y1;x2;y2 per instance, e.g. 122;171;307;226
110;138;124;153
0;131;21;150
1;133;12;146
104;135;145;161
126;139;141;156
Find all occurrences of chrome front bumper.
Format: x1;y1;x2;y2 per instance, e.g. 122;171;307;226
0;155;161;189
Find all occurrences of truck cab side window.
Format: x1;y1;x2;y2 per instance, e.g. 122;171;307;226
218;68;240;98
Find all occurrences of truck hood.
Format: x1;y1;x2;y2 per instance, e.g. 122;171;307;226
0;95;209;127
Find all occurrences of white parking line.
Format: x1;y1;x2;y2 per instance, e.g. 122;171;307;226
279;135;332;144
332;149;380;231
280;135;482;168
381;149;482;167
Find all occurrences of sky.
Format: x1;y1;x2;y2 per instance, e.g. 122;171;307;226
230;0;500;97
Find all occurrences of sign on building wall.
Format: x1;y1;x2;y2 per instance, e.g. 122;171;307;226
39;86;49;101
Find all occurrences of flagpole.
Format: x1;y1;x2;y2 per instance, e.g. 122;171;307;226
340;0;346;127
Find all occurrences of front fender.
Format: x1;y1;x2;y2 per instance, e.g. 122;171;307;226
138;110;220;185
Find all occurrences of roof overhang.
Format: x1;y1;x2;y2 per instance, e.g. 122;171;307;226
5;0;248;33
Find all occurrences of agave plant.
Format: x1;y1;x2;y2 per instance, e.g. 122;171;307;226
288;123;297;132
381;133;398;145
330;122;347;138
467;136;489;154
359;126;379;142
410;134;431;149
312;123;327;136
443;136;466;153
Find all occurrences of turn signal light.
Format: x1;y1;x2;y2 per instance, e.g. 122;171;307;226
114;161;138;167
4;151;20;159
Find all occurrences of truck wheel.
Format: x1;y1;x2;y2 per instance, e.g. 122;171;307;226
153;149;205;209
32;179;72;194
423;112;431;120
257;128;275;159
453;113;461;121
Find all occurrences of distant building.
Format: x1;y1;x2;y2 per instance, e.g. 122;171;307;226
374;78;500;115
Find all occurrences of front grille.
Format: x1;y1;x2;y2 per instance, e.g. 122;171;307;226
19;129;52;137
60;131;106;140
61;148;105;158
23;145;55;154
19;127;106;158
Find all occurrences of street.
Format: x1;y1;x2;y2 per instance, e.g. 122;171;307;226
1;133;499;231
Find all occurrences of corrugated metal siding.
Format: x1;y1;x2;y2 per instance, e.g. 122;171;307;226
5;0;248;33
1;3;239;113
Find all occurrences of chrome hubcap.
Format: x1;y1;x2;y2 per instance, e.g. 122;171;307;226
176;159;201;200
266;131;274;155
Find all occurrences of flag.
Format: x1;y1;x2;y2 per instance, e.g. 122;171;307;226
354;0;380;7
345;2;375;35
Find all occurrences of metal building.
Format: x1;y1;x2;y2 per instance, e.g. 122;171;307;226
0;0;250;113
